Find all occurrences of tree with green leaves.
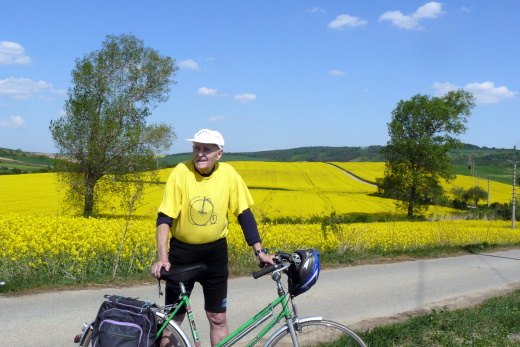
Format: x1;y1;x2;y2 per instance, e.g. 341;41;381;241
50;34;178;217
376;90;476;218
465;186;487;207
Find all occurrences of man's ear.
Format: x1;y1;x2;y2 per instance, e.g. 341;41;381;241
216;149;224;161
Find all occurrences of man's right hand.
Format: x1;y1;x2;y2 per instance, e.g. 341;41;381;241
153;223;171;278
151;260;171;279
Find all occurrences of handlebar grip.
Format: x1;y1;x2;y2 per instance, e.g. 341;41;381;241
252;264;276;279
276;251;292;260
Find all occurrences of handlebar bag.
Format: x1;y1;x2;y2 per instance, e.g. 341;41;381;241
91;295;157;347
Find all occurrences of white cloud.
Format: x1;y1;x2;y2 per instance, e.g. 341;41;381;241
0;115;26;128
433;81;517;104
432;82;458;96
379;2;444;30
207;115;226;122
234;94;257;102
328;14;367;30
465;82;517;104
0;77;65;99
308;7;325;13
197;87;218;96
0;41;32;65
329;70;346;76
178;59;199;71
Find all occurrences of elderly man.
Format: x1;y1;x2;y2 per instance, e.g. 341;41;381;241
151;129;274;346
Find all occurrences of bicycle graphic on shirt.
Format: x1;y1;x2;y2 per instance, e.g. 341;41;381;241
189;196;218;226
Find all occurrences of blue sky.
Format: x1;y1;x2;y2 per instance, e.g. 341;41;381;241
1;1;519;154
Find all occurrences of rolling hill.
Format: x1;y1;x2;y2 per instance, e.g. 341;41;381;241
1;144;518;185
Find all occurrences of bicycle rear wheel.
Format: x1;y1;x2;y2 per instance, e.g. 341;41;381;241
155;315;190;347
267;319;366;347
79;316;190;347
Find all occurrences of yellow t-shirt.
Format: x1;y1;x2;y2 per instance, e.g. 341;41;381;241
158;161;254;244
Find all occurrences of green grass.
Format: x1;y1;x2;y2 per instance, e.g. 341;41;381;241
0;148;54;173
353;289;520;346
453;164;514;185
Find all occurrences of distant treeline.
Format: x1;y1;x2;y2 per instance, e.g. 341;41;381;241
158;146;385;167
1;144;518;173
158;143;516;168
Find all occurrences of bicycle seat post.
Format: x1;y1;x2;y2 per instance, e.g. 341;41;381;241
179;281;187;294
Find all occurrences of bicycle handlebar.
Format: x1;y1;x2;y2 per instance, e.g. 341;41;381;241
252;264;277;279
252;251;293;279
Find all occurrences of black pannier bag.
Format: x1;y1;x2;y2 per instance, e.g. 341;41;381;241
91;295;157;347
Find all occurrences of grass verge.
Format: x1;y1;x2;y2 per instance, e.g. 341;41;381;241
351;289;520;346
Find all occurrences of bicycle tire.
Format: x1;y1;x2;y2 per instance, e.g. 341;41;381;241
79;315;190;347
266;319;366;347
155;314;191;347
78;326;93;347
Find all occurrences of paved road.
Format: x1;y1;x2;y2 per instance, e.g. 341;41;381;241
1;249;519;346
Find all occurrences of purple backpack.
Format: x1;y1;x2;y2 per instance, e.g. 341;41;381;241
91;295;157;347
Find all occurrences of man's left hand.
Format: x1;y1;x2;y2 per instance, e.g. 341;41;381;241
258;252;275;266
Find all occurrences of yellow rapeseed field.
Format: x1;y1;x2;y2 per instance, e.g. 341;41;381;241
0;162;510;217
331;162;385;184
331;162;513;204
0;214;155;283
0;172;166;216
2;213;519;285
229;162;396;217
0;173;64;215
1;162;518;288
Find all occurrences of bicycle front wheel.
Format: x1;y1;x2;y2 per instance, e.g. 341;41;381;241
267;319;366;347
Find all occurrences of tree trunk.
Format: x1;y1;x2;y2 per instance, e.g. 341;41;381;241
83;175;96;218
407;185;416;218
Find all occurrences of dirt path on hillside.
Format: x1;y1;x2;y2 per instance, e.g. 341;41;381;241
327;163;377;187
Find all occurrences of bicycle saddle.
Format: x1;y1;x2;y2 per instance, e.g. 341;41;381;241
159;264;207;283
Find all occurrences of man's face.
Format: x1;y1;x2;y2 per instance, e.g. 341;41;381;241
192;142;223;174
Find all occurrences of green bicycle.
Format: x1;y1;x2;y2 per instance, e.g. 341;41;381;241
75;249;366;346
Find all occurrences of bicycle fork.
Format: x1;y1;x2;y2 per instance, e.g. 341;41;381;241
284;303;301;347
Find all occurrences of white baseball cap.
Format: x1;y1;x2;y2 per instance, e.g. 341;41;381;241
186;129;225;148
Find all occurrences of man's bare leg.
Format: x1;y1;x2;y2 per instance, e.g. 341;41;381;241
207;311;228;346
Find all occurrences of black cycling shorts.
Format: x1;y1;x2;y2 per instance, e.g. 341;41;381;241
165;237;229;315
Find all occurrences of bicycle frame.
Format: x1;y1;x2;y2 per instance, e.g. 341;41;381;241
159;270;296;347
220;292;292;347
76;251;365;347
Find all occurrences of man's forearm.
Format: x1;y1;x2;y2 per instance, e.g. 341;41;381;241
156;223;170;262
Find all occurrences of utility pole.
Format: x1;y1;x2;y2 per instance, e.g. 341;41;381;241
487;176;491;207
506;146;518;229
513;155;517;229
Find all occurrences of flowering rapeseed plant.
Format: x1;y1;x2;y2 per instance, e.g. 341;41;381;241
1;163;518;289
2;213;519;287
